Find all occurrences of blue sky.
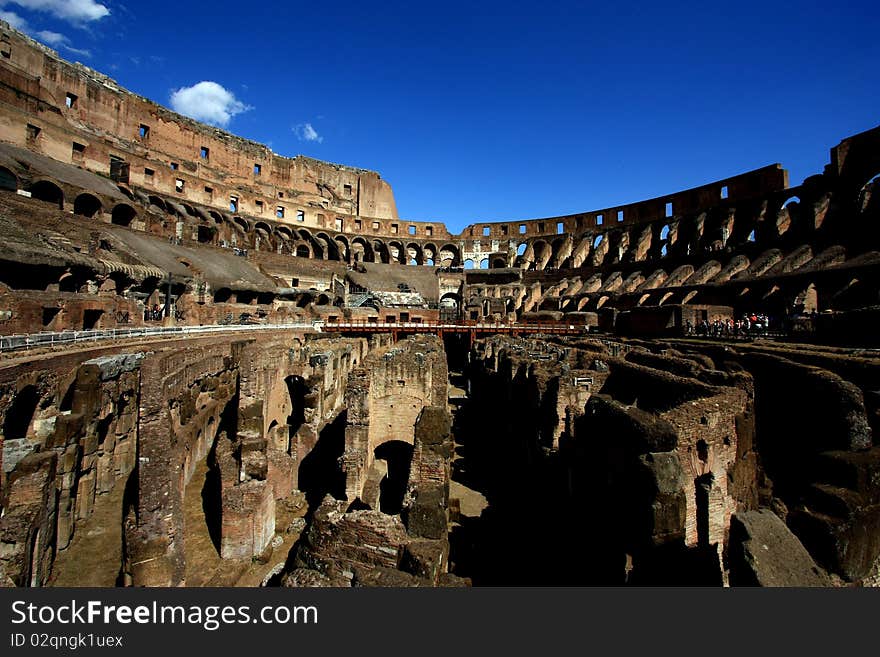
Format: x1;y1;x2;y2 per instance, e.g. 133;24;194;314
1;1;878;232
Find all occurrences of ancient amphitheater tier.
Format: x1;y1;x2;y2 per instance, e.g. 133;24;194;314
0;21;878;588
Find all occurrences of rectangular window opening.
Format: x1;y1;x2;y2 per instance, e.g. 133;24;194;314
26;123;40;141
483;226;491;236
175;179;185;193
254;163;262;175
72;142;85;157
296;210;305;222
335;217;344;231
255;200;264;213
557;222;564;234
139;124;150;139
721;185;729;199
277;206;286;219
617;210;624;222
170;162;179;170
199;146;209;160
409;225;417;236
391;223;399;234
354;219;362;230
665;202;673;218
144;167;155;181
426;226;433;236
230;195;239;212
519;224;527;234
372;221;380;231
344;184;352;194
596;214;604;225
65;93;78;109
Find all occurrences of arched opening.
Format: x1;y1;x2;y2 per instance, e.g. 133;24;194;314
593;234;604;248
73;193;102;218
439;243;460;267
464;259;475;269
298;411;346;511
777;196;800;236
296;244;311;258
695;472;714;548
352;237;373;263
234;216;249;233
3;384;40;438
659;224;670;241
747;229;756;242
439;293;461;322
517;243;527;256
335;236;349;262
29;180;64;209
479;258;489;269
374;440;414;514
492;257;507;269
213;288;233;303
316;233;339;261
111;204;137;227
0;166;18;191
148;195;167;213
197;225;215;244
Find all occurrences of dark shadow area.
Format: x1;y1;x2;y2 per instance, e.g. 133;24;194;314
375;440;413;514
298;411;347;513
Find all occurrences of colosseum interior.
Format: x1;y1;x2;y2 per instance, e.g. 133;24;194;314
0;21;878;588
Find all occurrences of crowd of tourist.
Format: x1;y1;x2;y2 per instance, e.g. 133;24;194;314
684;313;773;338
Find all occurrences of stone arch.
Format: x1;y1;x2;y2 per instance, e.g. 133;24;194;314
197;224;215;244
334;235;350;262
422;243;437;266
351;236;374;263
29;180;64;208
373;240;391;264
73;193;102;218
406;242;423;266
148;195;168;213
295;244;312;258
464;258;475;269
439;243;460;267
492;257;507;269
234;216;250;232
276;225;294;242
111;203;137;227
388;240;406;264
374;440;414;514
0;166;17;191
532;240;551;270
316;232;339;260
776;196;801;236
479;258;489;269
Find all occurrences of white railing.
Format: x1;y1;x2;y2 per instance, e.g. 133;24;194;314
0;322;321;353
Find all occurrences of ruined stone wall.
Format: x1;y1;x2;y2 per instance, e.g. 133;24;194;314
0;22;399;226
342;335;447;503
0;349;142;586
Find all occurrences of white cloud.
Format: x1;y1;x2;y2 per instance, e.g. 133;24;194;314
33;30;90;57
295;122;323;143
169;81;252;127
34;28;63;45
0;9;28;29
1;0;109;24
